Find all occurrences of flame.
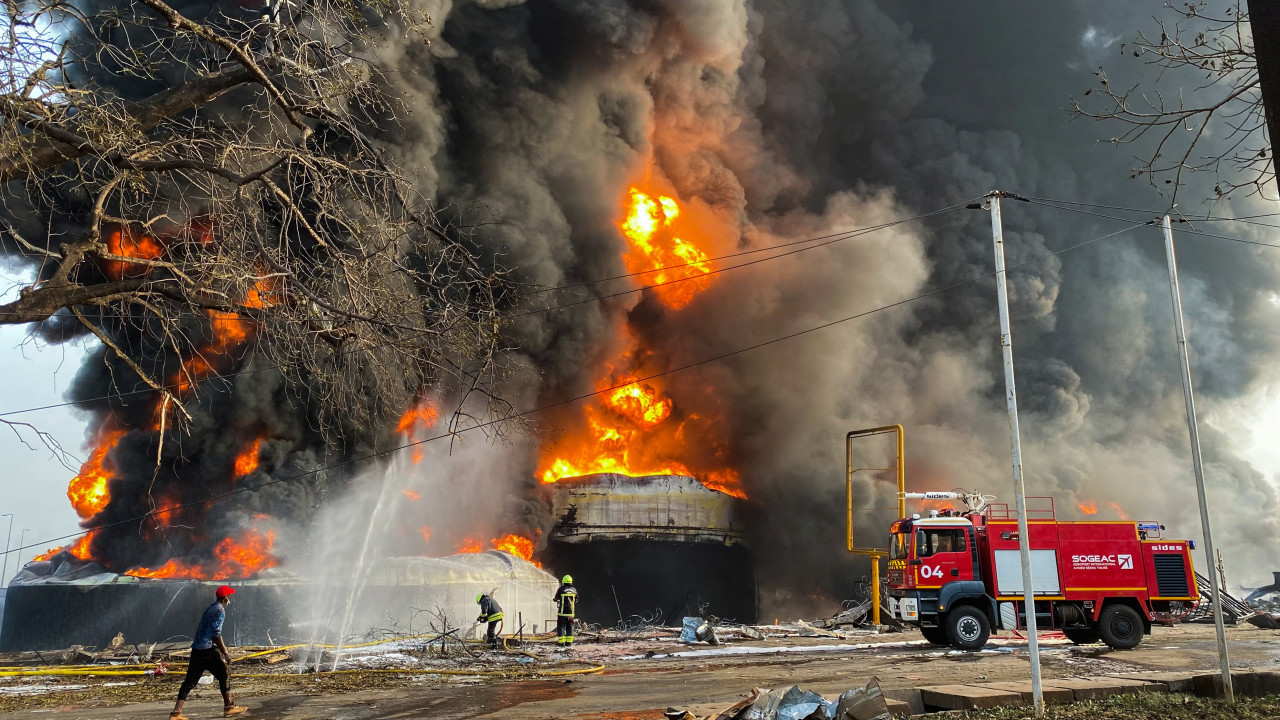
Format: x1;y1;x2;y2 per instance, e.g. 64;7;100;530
605;378;673;429
491;534;536;562
243;274;279;310
398;402;439;464
233;438;263;477
455;537;483;554
534;184;746;499
127;527;278;580
34;533;95;562
402;489;422;501
419;526;432;543
619;188;713;309
1109;502;1130;521
1078;502;1098;515
67;424;127;519
172;310;255;394
102;226;165;280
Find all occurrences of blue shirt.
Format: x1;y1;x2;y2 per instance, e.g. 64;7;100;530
191;602;225;650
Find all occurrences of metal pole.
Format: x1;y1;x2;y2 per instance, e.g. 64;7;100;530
0;514;12;590
987;192;1044;718
1160;215;1234;702
12;529;28;588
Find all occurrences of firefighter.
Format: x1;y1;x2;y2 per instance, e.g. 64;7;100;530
475;592;504;648
553;574;578;650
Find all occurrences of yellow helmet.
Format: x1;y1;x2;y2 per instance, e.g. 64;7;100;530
562;575;573;584
475;593;483;603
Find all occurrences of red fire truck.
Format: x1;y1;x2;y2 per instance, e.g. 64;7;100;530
885;491;1199;651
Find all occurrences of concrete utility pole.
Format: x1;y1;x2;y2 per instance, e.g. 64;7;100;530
985;191;1044;718
1160;215;1234;702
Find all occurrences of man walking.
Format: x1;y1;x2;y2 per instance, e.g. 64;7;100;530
170;585;246;719
553;574;577;650
475;592;503;649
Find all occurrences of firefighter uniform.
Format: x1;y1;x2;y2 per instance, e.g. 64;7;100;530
552;575;578;649
476;593;504;648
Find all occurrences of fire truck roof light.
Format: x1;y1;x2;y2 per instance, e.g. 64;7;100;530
911;514;920;520
1137;523;1161;531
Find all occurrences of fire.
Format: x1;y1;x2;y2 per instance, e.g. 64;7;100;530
605;378;673;429
127;527;278;580
418;526;432;543
172;310;255;394
67;424;127;519
233;438;263;476
243;274;279;310
397;402;439;464
102;226;165;279
402;489;422;501
455;537;483;554
620;188;713;309
1079;502;1098;515
1109;502;1130;521
491;534;536;563
34;533;95;562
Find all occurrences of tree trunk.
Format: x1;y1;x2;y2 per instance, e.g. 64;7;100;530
1249;0;1280;163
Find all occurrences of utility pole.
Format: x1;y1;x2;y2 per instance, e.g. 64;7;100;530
0;514;12;590
1160;215;1234;702
985;191;1044;718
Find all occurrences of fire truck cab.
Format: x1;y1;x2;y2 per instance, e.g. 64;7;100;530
885;497;1198;651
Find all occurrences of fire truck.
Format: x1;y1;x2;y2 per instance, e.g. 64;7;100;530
885;490;1199;651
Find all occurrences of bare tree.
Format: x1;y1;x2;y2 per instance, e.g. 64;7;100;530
1071;1;1273;203
0;1;512;440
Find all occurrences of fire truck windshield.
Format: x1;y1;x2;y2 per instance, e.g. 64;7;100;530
914;527;967;558
890;532;909;560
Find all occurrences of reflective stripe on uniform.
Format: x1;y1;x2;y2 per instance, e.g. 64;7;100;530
487;612;504;621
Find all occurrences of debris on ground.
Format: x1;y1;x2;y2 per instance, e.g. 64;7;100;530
668;677;890;720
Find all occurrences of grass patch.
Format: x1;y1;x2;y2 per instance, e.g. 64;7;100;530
960;692;1280;719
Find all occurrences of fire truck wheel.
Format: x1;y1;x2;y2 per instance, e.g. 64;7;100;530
1098;604;1144;650
920;625;950;645
945;606;990;651
1062;628;1101;645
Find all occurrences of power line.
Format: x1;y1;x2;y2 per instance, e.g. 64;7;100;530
6;218;1148;560
0;201;974;418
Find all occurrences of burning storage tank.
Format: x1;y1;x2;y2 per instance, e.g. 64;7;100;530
0;551;558;652
540;473;756;625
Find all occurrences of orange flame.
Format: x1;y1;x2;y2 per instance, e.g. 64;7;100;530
1078;502;1098;515
491;534;534;561
172;310;254;394
619;188;713;309
402;489;422;501
233;438;263;477
243;274;279;310
67;424;127;519
605;378;673;429
398;402;439;464
33;533;95;562
1109;502;1130;521
419;526;432;543
127;527;278;580
102;226;165;280
455;537;483;554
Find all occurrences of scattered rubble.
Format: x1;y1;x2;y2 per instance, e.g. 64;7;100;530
667;678;891;720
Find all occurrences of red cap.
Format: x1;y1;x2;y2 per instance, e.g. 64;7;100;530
216;585;236;598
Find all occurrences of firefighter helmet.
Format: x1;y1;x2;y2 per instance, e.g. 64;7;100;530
475;593;483;603
562;575;573;584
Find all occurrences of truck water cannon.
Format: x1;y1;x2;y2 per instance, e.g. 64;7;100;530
900;490;997;515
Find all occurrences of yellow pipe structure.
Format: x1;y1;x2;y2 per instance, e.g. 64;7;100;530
845;425;906;625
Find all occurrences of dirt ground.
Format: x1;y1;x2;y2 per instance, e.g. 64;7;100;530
0;623;1276;720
